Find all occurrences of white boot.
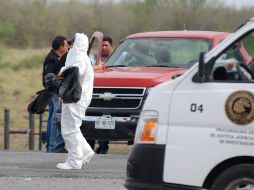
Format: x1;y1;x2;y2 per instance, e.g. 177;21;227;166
56;162;82;170
83;151;95;165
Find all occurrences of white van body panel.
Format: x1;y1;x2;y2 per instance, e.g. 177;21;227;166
162;54;254;186
164;126;254;186
137;76;184;144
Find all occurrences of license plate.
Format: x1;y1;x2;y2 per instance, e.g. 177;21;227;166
95;116;115;129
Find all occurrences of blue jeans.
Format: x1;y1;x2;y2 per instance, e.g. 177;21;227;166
46;95;65;152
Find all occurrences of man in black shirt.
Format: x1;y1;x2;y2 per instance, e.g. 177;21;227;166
43;36;69;153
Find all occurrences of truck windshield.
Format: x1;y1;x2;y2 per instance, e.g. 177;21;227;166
107;38;211;68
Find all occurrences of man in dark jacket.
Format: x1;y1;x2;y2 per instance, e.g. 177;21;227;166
43;35;69;153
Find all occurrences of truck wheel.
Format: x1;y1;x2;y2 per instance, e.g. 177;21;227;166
211;164;254;190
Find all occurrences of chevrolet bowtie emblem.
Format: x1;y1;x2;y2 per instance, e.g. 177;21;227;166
99;92;116;101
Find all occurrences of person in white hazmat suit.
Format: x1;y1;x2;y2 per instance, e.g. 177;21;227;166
56;33;95;170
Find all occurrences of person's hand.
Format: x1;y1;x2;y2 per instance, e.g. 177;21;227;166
93;65;103;70
98;59;106;66
93;59;106;70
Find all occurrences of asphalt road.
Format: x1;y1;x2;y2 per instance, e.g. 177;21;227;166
0;151;128;190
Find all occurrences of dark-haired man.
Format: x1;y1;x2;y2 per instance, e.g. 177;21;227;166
101;36;113;62
43;35;69;153
91;36;113;70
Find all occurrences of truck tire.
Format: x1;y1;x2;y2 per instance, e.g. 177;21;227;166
211;164;254;190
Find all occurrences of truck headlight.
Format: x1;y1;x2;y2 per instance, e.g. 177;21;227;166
135;110;159;144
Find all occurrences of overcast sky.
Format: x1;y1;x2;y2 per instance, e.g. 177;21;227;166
223;0;254;7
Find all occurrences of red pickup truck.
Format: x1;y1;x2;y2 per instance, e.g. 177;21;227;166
82;31;234;144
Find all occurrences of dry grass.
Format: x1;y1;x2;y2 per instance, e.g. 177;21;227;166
0;48;48;66
0;48;48;151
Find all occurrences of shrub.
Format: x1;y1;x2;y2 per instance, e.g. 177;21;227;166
12;55;44;71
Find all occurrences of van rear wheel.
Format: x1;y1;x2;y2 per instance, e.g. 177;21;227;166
211;164;254;190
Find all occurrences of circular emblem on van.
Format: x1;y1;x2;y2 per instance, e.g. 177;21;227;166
225;91;254;125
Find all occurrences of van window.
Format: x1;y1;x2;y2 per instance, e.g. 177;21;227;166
210;31;254;82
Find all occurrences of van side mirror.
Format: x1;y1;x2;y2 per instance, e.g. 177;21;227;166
197;52;205;83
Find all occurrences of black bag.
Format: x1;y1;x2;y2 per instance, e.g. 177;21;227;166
27;89;55;114
58;66;82;103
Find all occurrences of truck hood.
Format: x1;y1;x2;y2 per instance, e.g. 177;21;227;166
94;67;186;87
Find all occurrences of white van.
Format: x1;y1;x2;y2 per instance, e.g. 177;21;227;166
125;18;254;190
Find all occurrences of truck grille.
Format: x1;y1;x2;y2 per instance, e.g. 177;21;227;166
89;87;146;109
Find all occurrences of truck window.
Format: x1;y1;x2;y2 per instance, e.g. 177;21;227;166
89;38;100;65
107;38;211;68
210;31;254;82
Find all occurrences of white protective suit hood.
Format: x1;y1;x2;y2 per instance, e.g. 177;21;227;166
61;33;94;108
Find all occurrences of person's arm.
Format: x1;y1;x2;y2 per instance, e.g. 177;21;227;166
43;56;58;87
